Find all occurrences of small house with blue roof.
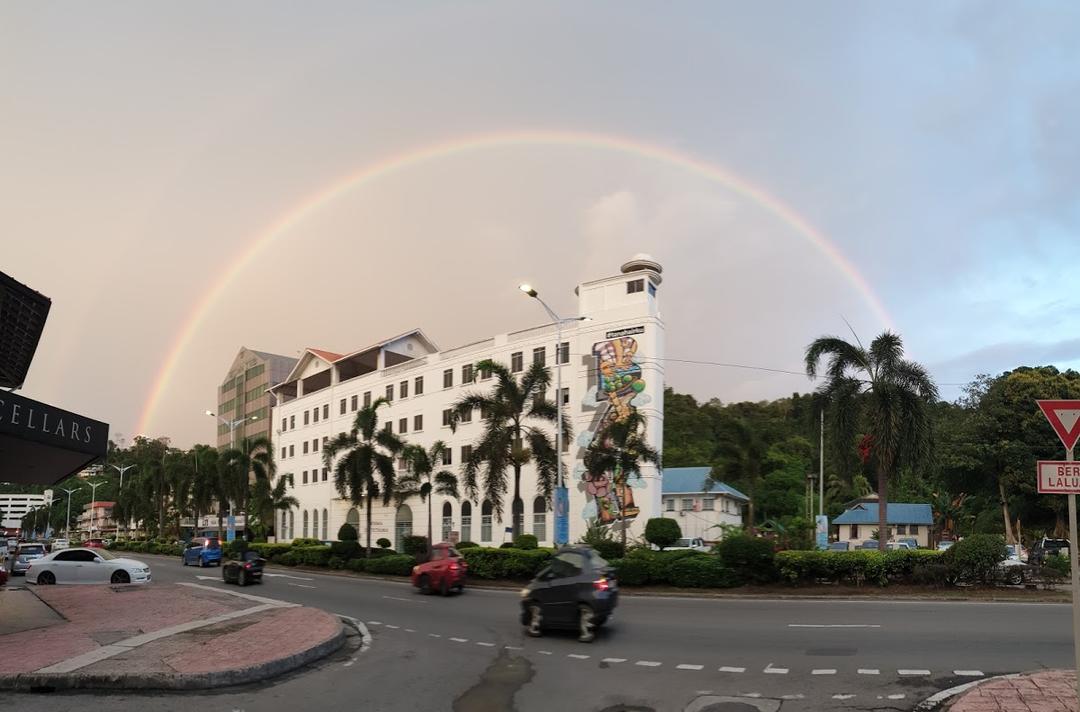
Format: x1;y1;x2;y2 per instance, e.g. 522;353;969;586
833;498;934;548
661;467;748;542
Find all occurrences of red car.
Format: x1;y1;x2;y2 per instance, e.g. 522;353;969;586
84;539;106;549
411;543;467;595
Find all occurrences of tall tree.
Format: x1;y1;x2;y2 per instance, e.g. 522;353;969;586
582;410;660;550
323;398;404;557
396;441;459;550
451;359;564;537
710;415;769;534
251;472;299;540
218;436;275;541
805;331;938;552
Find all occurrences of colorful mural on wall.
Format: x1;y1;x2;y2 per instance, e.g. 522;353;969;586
577;336;650;527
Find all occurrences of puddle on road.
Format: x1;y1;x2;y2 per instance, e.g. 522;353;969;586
452;651;535;712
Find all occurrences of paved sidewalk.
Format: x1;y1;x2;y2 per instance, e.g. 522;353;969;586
945;670;1078;711
0;582;345;690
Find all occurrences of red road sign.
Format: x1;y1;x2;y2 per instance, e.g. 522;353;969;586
1038;461;1080;494
1038;400;1080;452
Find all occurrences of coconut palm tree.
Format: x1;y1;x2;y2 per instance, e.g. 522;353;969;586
396;441;459;550
709;415;768;535
323;398;404;557
218;436;275;541
251;472;299;539
450;359;565;537
582;410;660;550
805;331;938;552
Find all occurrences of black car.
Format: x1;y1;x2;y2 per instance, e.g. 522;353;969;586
222;551;265;586
520;546;618;643
1030;538;1070;566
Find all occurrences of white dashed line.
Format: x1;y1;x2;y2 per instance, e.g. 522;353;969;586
568;654;590;660
833;694;856;700
742;693;762;698
812;669;837;675
384;625;400;630
602;658;627;664
405;629;416;633
898;669;931;676
677;664;704;671
538;650;552;655
781;694;805;700
504;646;523;650
367;621;381;625
858;669;880;675
428;633;441;638
954;670;984;677
718;666;746;673
788;624;880;628
476;642;495;647
635;661;662;667
888;694;906;700
764;664;788;674
450;637;468;643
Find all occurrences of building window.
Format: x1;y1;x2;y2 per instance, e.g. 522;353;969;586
289;444;294;457
461;501;472;543
459;407;472;424
281;417;287;431
702;497;714;511
897;524;907;535
410;414;421;431
363;391;371;408
480;363;492;380
288;510;294;539
323;436;328;447
281;446;287;459
461;444;472;464
443;369;453;388
415;376;424;395
481;500;493;541
556;341;569;365
533;346;546;366
849;525;858;540
312;509;319;540
559;387;569;405
400;380;409;399
322;467;328;482
442;409;452;427
627;278;644;294
384;421;393;434
322;404;329;420
399;417;408;433
313;407;320;423
290;415;295;429
340;398;347;415
511;352;523;372
322;508;328;540
533;496;547;542
910;524;919;535
442;448;452;466
303;441;309;455
681;498;693;511
350;395;358;411
385;384;394;401
442;501;453;543
302;470;308;484
304;411;310;426
313;438;319;452
462;364;474;384
665;498;674;512
303;510;309;538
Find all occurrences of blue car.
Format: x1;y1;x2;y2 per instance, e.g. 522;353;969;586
182;537;223;567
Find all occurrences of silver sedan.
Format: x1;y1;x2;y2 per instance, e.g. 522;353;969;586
28;547;152;585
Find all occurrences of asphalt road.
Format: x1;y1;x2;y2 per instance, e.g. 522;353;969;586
6;553;1075;712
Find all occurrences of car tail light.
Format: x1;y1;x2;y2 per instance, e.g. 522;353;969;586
449;563;459;571
244;563;252;569
593;577;611;592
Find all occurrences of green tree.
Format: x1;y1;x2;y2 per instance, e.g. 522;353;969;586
644;517;681;549
805;331;938;552
583;410;661;550
250;472;299;540
451;359;563;537
323;398;404;557
396;441;459;550
662;388;717;467
710;415;769;534
218;436;275;541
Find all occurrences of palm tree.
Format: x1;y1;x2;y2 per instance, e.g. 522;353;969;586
805;331;938;552
396;442;459;550
188;445;219;538
251;472;299;540
219;436;275;541
582;410;660;550
323;398;404;557
710;416;768;535
451;359;564;537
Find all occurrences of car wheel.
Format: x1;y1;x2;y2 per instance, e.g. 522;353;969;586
111;570;131;585
1008;568;1024;586
38;571;55;585
577;604;596;643
418;574;432;594
239;570;248;587
222;567;230;583
525;602;543;637
439;577;450;596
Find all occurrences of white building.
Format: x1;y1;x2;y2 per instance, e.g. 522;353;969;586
269;257;665;549
660;467;746;542
0;491;49;530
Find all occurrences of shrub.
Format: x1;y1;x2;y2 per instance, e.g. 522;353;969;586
947;534;1007;585
610;557;650;586
327;555;345;570
330;541;363;559
462;547;553;580
715;535;776;584
278;551;298;566
775;549;946;587
250;543;292;561
403;535;428;558
499;542;515;548
295;546;332;567
290;538;324;548
644;518;681;550
377;538;392;549
592;540;626;561
456;541;479;549
338;523;359;541
513;534;539;550
668;556;740;588
1044;555;1070;577
346;558;366;572
365;555;416;576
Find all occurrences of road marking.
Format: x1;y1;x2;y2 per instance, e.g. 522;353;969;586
781;694;805;700
764;663;788;674
954;670;984;677
718;666;746;673
333;614;372;659
428;633;441;638
857;669;880;675
538;650;552;655
368;621;382;625
264;573;315;581
505;646;523;650
477;642;496;647
635;661;662;667
178;582;298;608
788;624;881;628
568;654;590;660
677;664;704;671
887;694;906;700
384;624;400;630
450;637;468;643
898;669;931;676
405;628;416;633
195;575;219;581
833;694;856;700
811;669;837;675
742;693;762;698
383;595;427;604
602;658;627;664
288;583;316;589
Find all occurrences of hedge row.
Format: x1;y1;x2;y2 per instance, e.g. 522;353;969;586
609;550;743;588
461;548;554;580
776;549;946;586
109;539;183;557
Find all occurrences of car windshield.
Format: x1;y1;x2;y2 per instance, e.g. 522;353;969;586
20;545;45;554
95;549;119;560
675;539;693;547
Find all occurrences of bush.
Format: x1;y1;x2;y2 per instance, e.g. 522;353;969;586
1044;555;1070;577
499;542;515;548
715;535;776;584
667;556;740;588
290;538;324;548
338;523;359;541
513;534;539;550
403;535;428;558
592;539;626;561
346;558;366;572
295;546;332;567
250;543;292;562
365;555;416;576
330;541;363;559
327;555;345;570
775;549;946;587
462;547;554;580
377;538;392;549
610;557;650;586
947;534;1007;585
456;541;479;549
645;518;681;550
278;551;298;566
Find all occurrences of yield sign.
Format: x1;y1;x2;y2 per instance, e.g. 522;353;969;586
1038;400;1080;452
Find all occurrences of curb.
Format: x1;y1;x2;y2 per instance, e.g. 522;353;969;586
913;673;1022;711
0;612;346;692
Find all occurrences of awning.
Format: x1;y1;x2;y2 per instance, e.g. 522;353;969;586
0;390;109;485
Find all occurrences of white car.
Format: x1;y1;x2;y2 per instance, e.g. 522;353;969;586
664;537;711;552
28;547;152;585
50;538;70;552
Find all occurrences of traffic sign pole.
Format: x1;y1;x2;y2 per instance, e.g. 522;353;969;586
1069;447;1080;705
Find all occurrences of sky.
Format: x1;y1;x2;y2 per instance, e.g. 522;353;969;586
3;1;1079;448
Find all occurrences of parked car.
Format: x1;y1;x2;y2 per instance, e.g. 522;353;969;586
411;543;468;595
937;541;955;551
28;547;151;585
858;540;880;550
51;538;70;552
663;537;710;553
182;537;223;567
998;557;1028;585
885;541;916;550
827;541;850;552
222;551;265;586
520;546;618;643
9;543;47;575
1030;538;1070;566
1006;544;1028;563
83;538;106;549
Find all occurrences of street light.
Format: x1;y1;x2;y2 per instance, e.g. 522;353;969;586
60;487;80;539
205;410;258;449
110;464;136;539
87;479;106;540
519;283;590;546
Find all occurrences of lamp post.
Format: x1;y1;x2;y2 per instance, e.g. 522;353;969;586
60;487;80;539
87;480;105;540
519;283;590;546
110;464;136;540
205;411;258;450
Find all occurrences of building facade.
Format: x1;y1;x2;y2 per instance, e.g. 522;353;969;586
215;348;298;450
660;467;747;542
76;500;116;538
0;492;48;530
832;502;933;548
269;257;665;549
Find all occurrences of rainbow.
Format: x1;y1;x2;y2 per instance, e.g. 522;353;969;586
135;129;894;436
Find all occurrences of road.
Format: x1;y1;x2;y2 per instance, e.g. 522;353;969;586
6;553;1075;711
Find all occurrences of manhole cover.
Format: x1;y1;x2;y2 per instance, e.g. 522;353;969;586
684;697;780;712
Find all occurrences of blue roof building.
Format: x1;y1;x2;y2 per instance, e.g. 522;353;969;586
833;501;934;548
660;467;747;541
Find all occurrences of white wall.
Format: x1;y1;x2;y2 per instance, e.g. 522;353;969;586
835;523;931;548
660;494;743;541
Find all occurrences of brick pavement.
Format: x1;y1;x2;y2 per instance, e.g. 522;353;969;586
947;671;1078;712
